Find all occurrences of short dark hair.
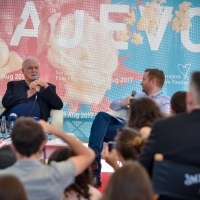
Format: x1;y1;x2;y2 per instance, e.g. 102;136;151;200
11;117;45;157
0;145;16;169
190;71;200;103
145;68;165;87
170;91;187;114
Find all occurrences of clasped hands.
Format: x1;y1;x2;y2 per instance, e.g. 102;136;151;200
27;80;49;98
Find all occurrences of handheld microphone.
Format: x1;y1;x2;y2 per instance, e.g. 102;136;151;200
126;90;137;108
32;74;38;98
8;113;18;130
28;75;39;117
131;90;137;97
32;74;38;80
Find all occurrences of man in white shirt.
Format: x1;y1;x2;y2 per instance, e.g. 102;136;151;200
88;68;170;187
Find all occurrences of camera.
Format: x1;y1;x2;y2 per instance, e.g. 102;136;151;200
108;141;116;152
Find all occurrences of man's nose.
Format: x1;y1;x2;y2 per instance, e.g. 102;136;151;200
32;68;37;73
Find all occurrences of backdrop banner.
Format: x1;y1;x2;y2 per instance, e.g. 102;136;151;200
0;0;199;121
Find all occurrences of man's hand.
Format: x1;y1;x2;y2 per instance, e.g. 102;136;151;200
119;96;134;107
27;86;40;98
29;80;49;89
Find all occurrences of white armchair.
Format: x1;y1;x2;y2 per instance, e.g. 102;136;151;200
0;99;63;130
107;109;128;120
50;109;63;130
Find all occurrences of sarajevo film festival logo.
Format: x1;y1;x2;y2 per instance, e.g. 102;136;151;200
177;64;191;80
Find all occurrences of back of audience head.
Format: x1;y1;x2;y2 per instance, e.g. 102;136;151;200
11;117;46;158
170;91;187;114
0;175;28;200
187;71;200;113
0;145;16;169
101;161;153;200
48;147;92;199
127;97;165;129
115;127;146;162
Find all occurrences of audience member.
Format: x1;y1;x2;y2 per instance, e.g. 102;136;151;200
139;71;200;199
0;117;95;200
128;97;165;137
170;91;187;114
48;146;102;200
0;56;63;121
88;68;170;187
102;127;146;171
0;175;28;200
100;161;153;200
0;145;16;169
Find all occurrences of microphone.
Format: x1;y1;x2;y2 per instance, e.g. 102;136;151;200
32;74;39;99
32;74;38;80
126;90;137;108
131;90;137;97
28;75;39;117
8;113;18;130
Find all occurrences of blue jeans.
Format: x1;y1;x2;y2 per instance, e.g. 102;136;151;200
88;112;125;178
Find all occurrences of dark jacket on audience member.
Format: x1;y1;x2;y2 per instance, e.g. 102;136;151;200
139;109;200;176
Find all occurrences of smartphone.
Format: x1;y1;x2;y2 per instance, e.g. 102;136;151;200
108;141;116;152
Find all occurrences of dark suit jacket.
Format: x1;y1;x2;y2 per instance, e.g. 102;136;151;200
139;109;200;177
0;80;63;121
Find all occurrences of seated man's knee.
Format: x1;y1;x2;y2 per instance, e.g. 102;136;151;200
96;112;110;119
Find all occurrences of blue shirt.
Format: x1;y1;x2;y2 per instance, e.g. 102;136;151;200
110;91;170;114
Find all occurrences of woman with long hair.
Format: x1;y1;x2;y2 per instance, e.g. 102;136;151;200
48;146;101;200
127;97;165;137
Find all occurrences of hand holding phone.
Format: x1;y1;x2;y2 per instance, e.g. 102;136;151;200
108;141;116;152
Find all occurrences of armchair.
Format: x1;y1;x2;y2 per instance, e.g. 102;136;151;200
0;99;63;130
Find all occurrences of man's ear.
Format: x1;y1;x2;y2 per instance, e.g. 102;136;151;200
186;91;192;105
22;68;24;75
170;107;175;115
39;140;47;152
151;77;157;85
10;143;16;152
186;91;192;113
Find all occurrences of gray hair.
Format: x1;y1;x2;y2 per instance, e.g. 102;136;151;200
22;56;40;69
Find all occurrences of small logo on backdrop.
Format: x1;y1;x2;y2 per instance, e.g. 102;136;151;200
177;64;191;80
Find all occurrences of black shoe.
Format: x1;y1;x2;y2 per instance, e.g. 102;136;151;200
93;177;102;188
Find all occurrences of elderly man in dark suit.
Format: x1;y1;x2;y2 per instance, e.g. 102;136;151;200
0;56;63;121
139;71;200;200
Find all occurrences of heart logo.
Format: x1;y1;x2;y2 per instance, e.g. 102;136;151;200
177;64;191;80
